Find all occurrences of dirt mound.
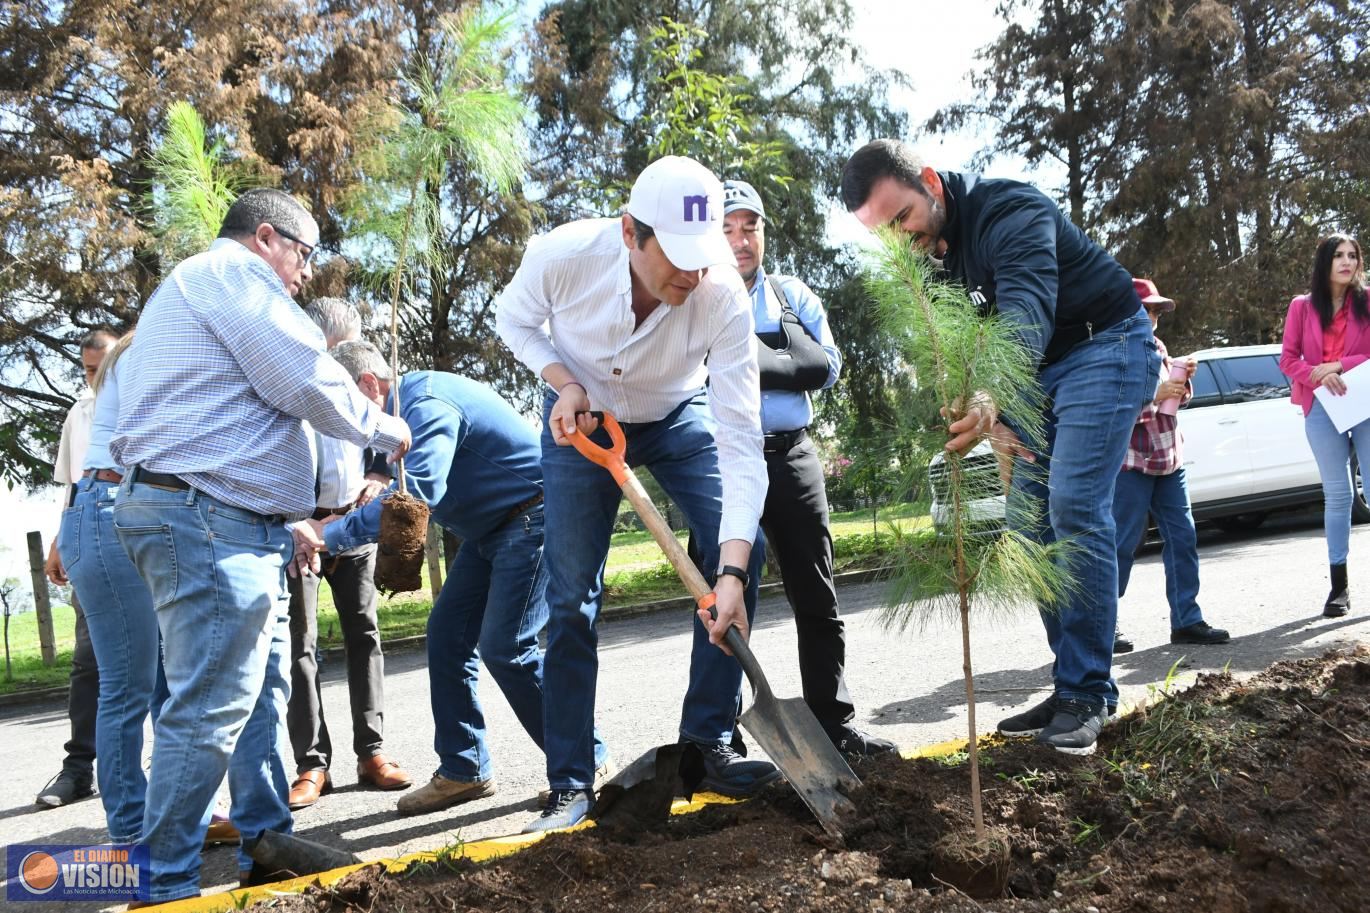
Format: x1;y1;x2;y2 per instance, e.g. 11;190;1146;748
373;491;429;595
259;647;1370;912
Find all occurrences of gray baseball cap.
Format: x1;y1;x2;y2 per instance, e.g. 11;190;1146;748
722;179;765;218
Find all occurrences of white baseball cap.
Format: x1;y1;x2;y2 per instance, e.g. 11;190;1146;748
626;156;735;271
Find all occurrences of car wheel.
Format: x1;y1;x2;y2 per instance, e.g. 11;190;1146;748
1214;511;1270;534
1352;452;1370;524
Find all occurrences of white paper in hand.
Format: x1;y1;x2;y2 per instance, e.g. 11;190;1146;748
1313;360;1370;433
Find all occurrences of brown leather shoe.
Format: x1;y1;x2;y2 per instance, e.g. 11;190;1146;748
287;769;332;810
203;813;240;847
357;754;412;791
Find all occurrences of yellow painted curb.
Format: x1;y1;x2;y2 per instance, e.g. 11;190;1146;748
148;740;966;912
147;791;745;912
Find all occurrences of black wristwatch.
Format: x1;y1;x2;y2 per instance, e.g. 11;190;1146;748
715;564;750;588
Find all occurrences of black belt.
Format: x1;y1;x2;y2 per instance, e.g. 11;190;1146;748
501;492;544;527
763;427;808;452
131;466;190;491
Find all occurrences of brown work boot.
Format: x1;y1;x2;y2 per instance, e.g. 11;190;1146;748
203;813;240;847
396;773;495;816
357;754;412;791
287;770;332;810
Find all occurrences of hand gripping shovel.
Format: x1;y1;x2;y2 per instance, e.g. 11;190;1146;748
568;413;859;839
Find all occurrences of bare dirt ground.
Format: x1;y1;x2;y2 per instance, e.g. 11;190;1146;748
260;646;1370;913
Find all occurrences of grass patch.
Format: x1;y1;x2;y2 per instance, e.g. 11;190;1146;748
1;503;931;694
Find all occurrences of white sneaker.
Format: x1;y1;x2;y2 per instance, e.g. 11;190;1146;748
522;789;593;833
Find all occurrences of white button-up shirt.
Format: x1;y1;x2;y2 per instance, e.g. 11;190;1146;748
54;388;96;485
496;218;766;544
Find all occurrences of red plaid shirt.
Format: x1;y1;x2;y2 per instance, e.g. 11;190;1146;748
1123;337;1191;476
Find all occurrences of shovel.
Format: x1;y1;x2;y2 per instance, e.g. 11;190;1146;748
568;413;860;839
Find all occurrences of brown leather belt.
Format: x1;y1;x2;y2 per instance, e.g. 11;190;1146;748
82;468;124;483
501;492;544;527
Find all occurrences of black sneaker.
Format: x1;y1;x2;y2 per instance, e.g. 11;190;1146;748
827;724;898;759
1170;621;1230;644
35;770;95;808
1035;698;1107;756
997;695;1059;738
694;741;782;797
1113;628;1135;654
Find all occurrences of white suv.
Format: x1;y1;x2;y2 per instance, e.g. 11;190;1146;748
928;344;1370;531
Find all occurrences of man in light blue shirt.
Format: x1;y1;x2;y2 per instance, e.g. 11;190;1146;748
722;179;895;758
110;189;410;903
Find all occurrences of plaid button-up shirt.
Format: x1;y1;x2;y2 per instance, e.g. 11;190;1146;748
111;239;408;519
1123;336;1192;476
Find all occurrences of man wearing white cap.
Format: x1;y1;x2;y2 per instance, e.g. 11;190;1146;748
496;155;775;832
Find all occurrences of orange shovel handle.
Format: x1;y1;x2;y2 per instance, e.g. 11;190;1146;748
567;413;630;485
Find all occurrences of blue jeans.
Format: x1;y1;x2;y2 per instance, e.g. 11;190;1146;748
428;505;606;781
1112;467;1204;631
114;480;294;902
57;477;161;843
1007;310;1158;709
539;390;756;789
1304;399;1370;565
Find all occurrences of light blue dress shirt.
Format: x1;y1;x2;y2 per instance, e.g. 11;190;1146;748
751;266;841;433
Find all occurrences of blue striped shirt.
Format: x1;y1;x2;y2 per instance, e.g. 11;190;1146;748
110;238;409;519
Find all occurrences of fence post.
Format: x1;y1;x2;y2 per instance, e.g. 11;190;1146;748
26;531;56;666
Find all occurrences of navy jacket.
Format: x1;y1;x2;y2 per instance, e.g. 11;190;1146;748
324;371;542;550
938;172;1140;366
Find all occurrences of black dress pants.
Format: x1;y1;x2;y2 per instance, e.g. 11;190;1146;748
759;429;854;731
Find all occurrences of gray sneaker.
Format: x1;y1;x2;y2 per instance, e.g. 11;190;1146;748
1034;698;1107;756
522;789;593;833
536;756;616;806
35;770;95;808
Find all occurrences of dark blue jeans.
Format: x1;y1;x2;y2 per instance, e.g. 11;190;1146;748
539;390;756;790
1113;466;1205;631
427;505;606;781
1007;309;1159;709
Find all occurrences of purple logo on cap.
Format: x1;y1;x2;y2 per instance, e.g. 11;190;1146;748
682;195;710;222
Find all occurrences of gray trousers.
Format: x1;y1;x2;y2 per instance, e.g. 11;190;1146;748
286;543;385;772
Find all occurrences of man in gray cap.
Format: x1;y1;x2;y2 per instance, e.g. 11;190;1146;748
722;179;895;758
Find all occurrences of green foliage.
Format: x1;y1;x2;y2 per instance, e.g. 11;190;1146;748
146;102;244;271
642;19;791;185
344;5;527;357
861;227;1075;631
861;225;1077;839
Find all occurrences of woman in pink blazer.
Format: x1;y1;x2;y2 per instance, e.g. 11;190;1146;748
1279;233;1370;617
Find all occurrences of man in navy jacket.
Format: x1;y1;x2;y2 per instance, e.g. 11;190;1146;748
841;139;1160;756
296;341;608;816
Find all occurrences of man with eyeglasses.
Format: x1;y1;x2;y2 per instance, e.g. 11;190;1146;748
110;188;411;904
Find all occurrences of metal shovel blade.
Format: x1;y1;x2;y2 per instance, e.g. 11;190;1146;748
738;692;861;839
727;628;861;840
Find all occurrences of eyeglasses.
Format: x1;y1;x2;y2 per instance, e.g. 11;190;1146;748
269;224;317;267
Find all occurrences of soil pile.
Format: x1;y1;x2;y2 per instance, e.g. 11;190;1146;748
373;491;429;595
260;647;1370;912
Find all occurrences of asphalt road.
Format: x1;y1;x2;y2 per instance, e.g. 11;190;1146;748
1;507;1366;910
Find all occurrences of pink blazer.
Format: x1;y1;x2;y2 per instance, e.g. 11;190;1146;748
1279;294;1370;415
